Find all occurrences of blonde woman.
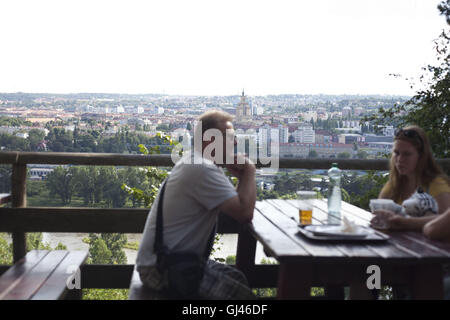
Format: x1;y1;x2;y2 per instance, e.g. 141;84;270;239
353;126;450;299
371;125;450;231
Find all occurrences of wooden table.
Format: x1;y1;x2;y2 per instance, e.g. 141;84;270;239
0;193;11;205
240;199;450;299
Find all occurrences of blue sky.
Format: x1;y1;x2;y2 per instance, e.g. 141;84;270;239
0;0;448;96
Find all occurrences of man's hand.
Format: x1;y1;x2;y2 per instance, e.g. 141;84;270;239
225;154;255;180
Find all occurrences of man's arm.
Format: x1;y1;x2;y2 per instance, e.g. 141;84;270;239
219;157;256;223
423;208;450;242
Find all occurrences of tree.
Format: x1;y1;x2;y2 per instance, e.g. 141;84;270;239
337;152;351;159
27;129;45;151
0;165;11;193
0;234;13;265
357;150;368;159
45;166;75;204
364;1;450;157
87;233;127;265
308;150;318;158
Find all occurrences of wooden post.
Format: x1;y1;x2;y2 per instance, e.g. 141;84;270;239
411;264;444;299
277;262;312;299
236;225;257;276
11;163;27;263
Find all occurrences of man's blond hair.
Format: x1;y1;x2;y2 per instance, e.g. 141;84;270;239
194;110;234;139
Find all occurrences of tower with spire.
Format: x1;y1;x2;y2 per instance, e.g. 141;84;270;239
236;89;252;122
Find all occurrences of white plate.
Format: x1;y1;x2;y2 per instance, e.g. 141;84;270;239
304;225;372;239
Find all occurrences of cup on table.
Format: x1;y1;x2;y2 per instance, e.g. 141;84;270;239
297;191;317;225
369;199;402;229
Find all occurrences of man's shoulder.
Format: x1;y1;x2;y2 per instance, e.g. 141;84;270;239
175;153;222;174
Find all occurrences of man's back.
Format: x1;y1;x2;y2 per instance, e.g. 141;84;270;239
136;152;237;272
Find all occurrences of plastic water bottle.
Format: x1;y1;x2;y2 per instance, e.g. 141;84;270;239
327;163;342;225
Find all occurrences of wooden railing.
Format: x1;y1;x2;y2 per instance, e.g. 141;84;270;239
0;151;449;290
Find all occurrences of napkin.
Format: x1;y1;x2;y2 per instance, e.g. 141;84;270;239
340;216;358;233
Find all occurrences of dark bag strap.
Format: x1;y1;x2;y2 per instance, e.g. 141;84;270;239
153;178;168;256
153;177;216;264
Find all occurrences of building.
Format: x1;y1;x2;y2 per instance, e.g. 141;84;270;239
354;107;364;117
29;168;54;180
293;125;315;143
149;106;164;115
338;134;364;144
278;125;289;143
136;106;144;114
363;134;394;143
342;106;352;118
171;128;191;143
15;132;29;139
235;90;252;122
279;142;354;158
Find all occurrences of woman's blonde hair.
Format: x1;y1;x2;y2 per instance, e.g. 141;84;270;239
385;125;449;201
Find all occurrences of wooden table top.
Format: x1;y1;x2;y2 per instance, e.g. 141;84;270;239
0;193;11;205
249;199;450;265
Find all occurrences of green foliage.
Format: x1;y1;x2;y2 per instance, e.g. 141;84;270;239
363;2;450;157
311;287;325;297
225;255;236;265
308;150;318;158
82;289;129;300
87;238;112;264
27;129;46;151
0;234;13;265
0;232;67;266
273;173;314;195
26;233;67;251
256;188;280;201
0;116;32;127
121;137;175;208
252;258;279;298
0;165;11;193
87;233;127;265
45;166;75;205
0;133;30;151
123;241;139;250
211;234;225;263
356;150;368;159
341;171;389;210
337;152;351;159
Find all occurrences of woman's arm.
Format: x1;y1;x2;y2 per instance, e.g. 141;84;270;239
423;208;450;241
435;192;450;214
371;210;436;231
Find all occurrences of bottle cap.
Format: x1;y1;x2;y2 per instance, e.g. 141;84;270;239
332;163;338;167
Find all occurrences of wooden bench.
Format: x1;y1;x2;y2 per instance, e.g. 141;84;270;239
128;267;166;300
0;250;88;300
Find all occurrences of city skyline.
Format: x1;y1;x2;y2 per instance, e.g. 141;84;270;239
0;0;448;96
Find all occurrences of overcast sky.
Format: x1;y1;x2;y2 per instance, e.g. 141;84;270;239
0;0;448;96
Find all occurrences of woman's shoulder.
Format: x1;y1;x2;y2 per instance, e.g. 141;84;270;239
380;181;393;195
428;175;450;196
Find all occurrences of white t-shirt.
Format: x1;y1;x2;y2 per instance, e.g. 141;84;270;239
136;153;238;271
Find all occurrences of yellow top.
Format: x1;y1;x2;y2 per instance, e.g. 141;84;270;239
380;176;450;205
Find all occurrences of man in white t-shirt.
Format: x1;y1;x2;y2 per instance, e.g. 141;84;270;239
136;110;256;299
